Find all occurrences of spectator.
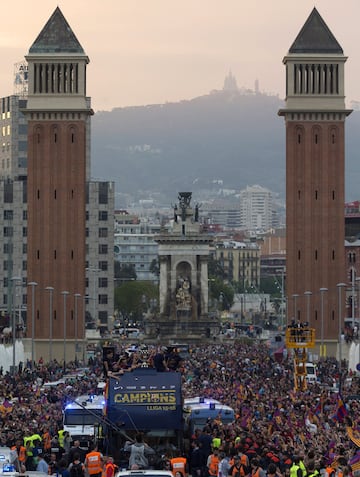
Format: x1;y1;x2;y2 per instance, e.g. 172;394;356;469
36;454;49;474
124;434;155;470
69;453;85;477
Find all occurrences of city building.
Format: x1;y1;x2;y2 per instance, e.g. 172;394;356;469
279;8;351;341
259;228;286;256
0;96;27;180
239;184;274;232
114;210;160;282
214;239;260;289
202;200;242;229
86;181;115;332
345;200;360;240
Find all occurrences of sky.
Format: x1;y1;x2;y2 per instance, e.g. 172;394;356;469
1;1;360;112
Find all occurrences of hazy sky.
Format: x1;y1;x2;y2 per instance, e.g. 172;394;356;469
1;1;360;111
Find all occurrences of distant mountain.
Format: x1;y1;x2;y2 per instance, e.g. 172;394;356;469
90;90;360;206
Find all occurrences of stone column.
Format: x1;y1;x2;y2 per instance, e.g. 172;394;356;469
200;256;209;315
159;255;169;315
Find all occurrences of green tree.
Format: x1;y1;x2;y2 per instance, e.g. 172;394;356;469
208;278;234;310
114;262;137;283
149;258;160;278
114;280;158;320
260;277;282;297
208;256;226;280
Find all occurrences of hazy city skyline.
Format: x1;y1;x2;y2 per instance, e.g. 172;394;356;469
1;1;360;112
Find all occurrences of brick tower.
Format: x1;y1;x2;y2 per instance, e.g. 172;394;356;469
25;8;92;358
279;9;351;342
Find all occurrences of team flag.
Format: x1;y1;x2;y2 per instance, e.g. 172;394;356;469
349;450;360;472
331;394;347;422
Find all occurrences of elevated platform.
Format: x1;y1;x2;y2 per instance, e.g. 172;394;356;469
285;327;316;348
285;326;316;392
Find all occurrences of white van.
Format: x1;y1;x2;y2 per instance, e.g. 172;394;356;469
126;328;140;338
305;362;317;384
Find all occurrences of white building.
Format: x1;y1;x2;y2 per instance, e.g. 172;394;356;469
114;211;160;282
239;184;274;232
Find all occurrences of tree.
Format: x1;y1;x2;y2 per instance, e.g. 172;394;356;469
114;281;158;321
260;277;282;297
149;258;160;278
208;256;226;280
208;278;234;311
114;262;137;283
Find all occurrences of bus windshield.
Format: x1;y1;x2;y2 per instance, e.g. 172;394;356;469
64;409;103;426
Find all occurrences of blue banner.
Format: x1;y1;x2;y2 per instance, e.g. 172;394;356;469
107;369;182;431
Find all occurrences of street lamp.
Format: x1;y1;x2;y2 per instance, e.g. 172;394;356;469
74;293;81;360
292;294;299;321
86;267;101;328
280;268;286;329
61;291;69;370
351;270;356;327
304;291;312;326
337;282;346;385
45;287;54;362
11;276;21;374
356;277;360;326
83;295;89;363
319;288;328;358
27;281;38;365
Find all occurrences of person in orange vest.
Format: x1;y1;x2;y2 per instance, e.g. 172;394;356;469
250;458;266;477
85;444;104;477
42;429;52;454
11;439;26;472
228;455;249;477
171;453;187;477
104;457;117;477
207;448;220;477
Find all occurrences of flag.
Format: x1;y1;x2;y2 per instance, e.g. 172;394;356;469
3;399;12;409
347;426;360;448
314;399;322;416
331;394;347;422
349;450;360;472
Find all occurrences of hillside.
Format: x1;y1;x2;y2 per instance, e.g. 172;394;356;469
90;90;360;205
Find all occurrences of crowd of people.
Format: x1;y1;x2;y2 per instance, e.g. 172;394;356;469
0;339;357;477
180;343;359;477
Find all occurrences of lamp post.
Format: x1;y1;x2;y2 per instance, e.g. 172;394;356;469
74;293;81;360
86;268;101;328
304;291;312;326
27;282;38;365
337;283;346;385
319;288;328;357
281;267;285;329
61;291;69;370
356;277;360;326
351;271;356;327
11;276;21;374
83;295;89;363
292;294;299;321
45;287;54;362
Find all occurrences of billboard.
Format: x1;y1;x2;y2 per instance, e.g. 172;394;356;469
106;368;182;431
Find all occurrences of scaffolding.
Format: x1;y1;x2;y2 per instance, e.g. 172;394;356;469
285;326;316;391
13;61;28;97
